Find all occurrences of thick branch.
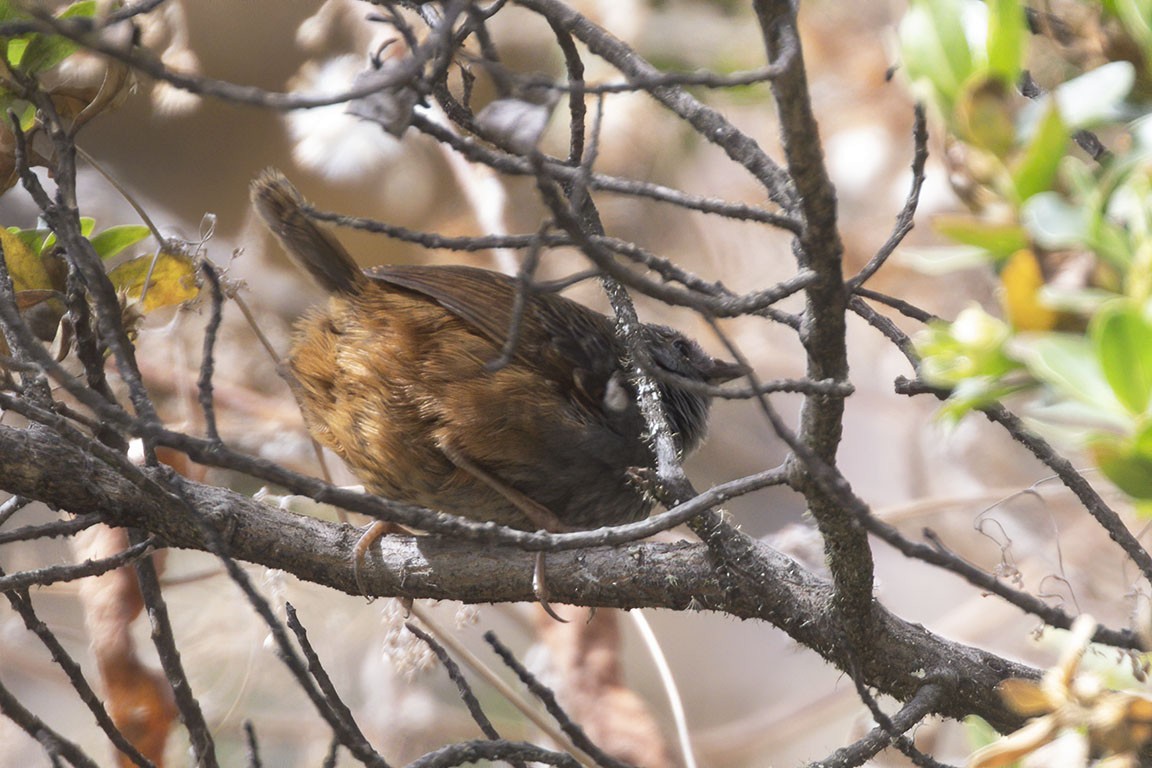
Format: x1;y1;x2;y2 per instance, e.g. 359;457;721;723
753;0;873;629
0;422;1035;732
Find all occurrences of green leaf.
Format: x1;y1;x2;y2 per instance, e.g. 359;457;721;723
933;214;1029;257
1091;424;1152;500
1021;193;1087;249
1112;0;1152;50
1011;102;1067;202
15;3;96;74
5;37;28;68
914;304;1020;386
937;376;1031;422
1038;284;1116;316
1012;333;1118;409
964;716;1001;753
1091;300;1152;414
897;244;993;274
18;34;79;74
38;218;94;254
0;3;27;23
59;0;98;19
899;0;975;111
1088;217;1136;270
6;226;52;255
89;225;151;260
16;101;35;132
986;0;1026;85
1013;333;1131;426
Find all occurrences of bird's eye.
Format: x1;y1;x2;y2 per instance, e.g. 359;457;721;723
673;337;693;357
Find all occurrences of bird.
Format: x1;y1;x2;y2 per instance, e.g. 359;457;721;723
250;169;742;545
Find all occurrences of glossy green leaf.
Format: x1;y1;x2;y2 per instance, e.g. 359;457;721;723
18;34;78;74
1012;333;1127;416
1091;300;1152;414
1038;285;1116;316
937;376;1031;423
0;3;26;23
986;0;1026;84
59;0;97;18
1011;102;1067;202
40;218;97;254
1091;425;1152;500
915;304;1020;387
899;0;975;110
933;215;1029;257
16;101;35;132
897;244;993;274
1111;0;1152;50
6;227;51;255
1088;217;1135;270
16;2;96;73
5;37;28;68
1021;193;1087;249
90;225;151;261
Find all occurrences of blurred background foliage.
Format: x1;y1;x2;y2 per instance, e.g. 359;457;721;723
902;0;1152;514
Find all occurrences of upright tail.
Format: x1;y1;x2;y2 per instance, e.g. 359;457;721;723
250;169;366;295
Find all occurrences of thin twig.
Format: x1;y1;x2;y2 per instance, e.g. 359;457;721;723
408;604;595;767
3;580;157;768
404;622;529;768
807;675;953;768
197;261;224;442
243;721;262;768
0;514;104;546
405;740;581;768
128;528;219;766
283;603;386;764
0;676;102;768
0;538;155;592
0;495;32;527
484;631;638;768
847;103;928;290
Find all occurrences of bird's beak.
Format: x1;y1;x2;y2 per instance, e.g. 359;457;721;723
703;357;748;384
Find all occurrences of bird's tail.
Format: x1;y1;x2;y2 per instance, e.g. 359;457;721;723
250;169;366;295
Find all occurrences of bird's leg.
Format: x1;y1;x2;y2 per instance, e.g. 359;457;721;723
353;519;409;599
439;443;571;622
439;443;567;532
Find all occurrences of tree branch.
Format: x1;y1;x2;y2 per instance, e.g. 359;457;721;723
0;421;1037;733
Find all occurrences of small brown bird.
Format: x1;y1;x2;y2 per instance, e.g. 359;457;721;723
251;170;742;535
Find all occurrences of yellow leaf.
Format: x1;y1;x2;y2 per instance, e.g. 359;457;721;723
968;716;1059;768
998;678;1055;716
1001;249;1058;331
108;251;199;313
0;228;53;291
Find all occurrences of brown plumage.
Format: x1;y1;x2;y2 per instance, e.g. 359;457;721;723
251;169;742;531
